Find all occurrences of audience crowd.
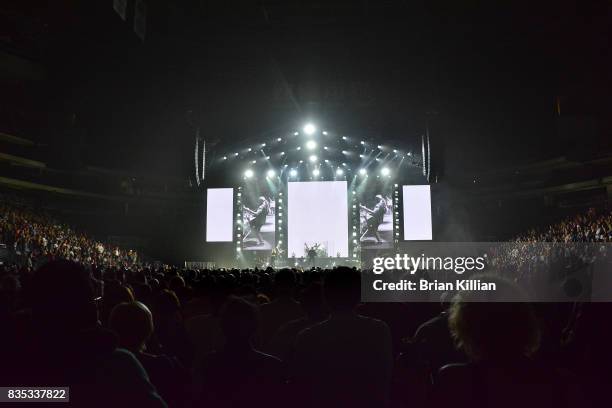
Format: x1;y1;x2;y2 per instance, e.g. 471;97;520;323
1;199;612;407
0;197;140;269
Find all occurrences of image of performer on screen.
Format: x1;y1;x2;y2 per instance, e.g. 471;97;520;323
243;196;269;246
360;194;388;243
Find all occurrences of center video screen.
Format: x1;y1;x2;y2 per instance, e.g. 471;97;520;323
241;182;275;251
288;181;349;258
359;187;393;249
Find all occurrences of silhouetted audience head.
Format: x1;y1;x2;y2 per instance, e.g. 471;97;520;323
274;268;296;296
109;301;154;352
449;276;541;361
298;283;327;320
32;260;97;331
220;296;259;347
324;267;361;312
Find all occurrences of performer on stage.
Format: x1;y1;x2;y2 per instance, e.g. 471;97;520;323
360;194;388;243
304;242;320;268
270;245;283;267
243;196;269;246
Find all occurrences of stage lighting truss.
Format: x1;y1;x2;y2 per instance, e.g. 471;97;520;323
215;125;426;186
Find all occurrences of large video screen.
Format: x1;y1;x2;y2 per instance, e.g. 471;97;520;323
359;187;393;249
241;183;275;251
288;181;349;258
402;185;432;240
206;188;234;242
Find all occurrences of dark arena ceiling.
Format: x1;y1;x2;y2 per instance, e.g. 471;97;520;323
0;0;610;185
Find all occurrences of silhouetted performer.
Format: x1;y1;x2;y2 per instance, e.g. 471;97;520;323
305;243;320;268
360;194;388;243
243;197;269;246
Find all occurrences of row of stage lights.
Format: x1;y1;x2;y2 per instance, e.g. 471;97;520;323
220;123;412;162
243;166;391;180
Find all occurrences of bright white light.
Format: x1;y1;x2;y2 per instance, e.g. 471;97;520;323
359;168;367;175
252;160;257;164
313;168;320;176
267;169;276;178
342;136;347;140
322;131;328;135
294;131;299;136
378;145;383;149
277;137;282;142
393;149;398;153
336;168;344;176
222;156;227;160
280;151;285;155
303;123;316;135
381;167;390;176
248;148;252;152
359;154;365;158
324;159;329;163
296;146;301;151
407;151;412;156
244;169;254;178
342;150;347;154
299;160;303;163
323;146;328;150
306;140;317;150
262;143;266;147
360;141;365;145
309;155;318;162
289;169;297;177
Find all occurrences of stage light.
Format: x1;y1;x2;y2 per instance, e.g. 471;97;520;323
277;137;282;142
303;123;316;135
294;131;299;136
313;168;320;176
296;146;301;151
342;162;347;166
267;169;276;178
309;155;318;162
342;136;348;140
341;150;347;154
323;146;328;150
244;169;254;178
381;167;390;176
393;149;398;153
234;152;239;156
262;143;266;147
324;159;329;163
407;152;412;156
306;140;317;150
222;156;227;160
359;168;367;176
248;148;252;152
336;168;344;176
322;130;328;135
289;169;297;177
378;145;383;149
359;154;365;158
361;141;365;145
265;156;270;160
252;160;257;164
299;160;304;163
280;151;285;155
